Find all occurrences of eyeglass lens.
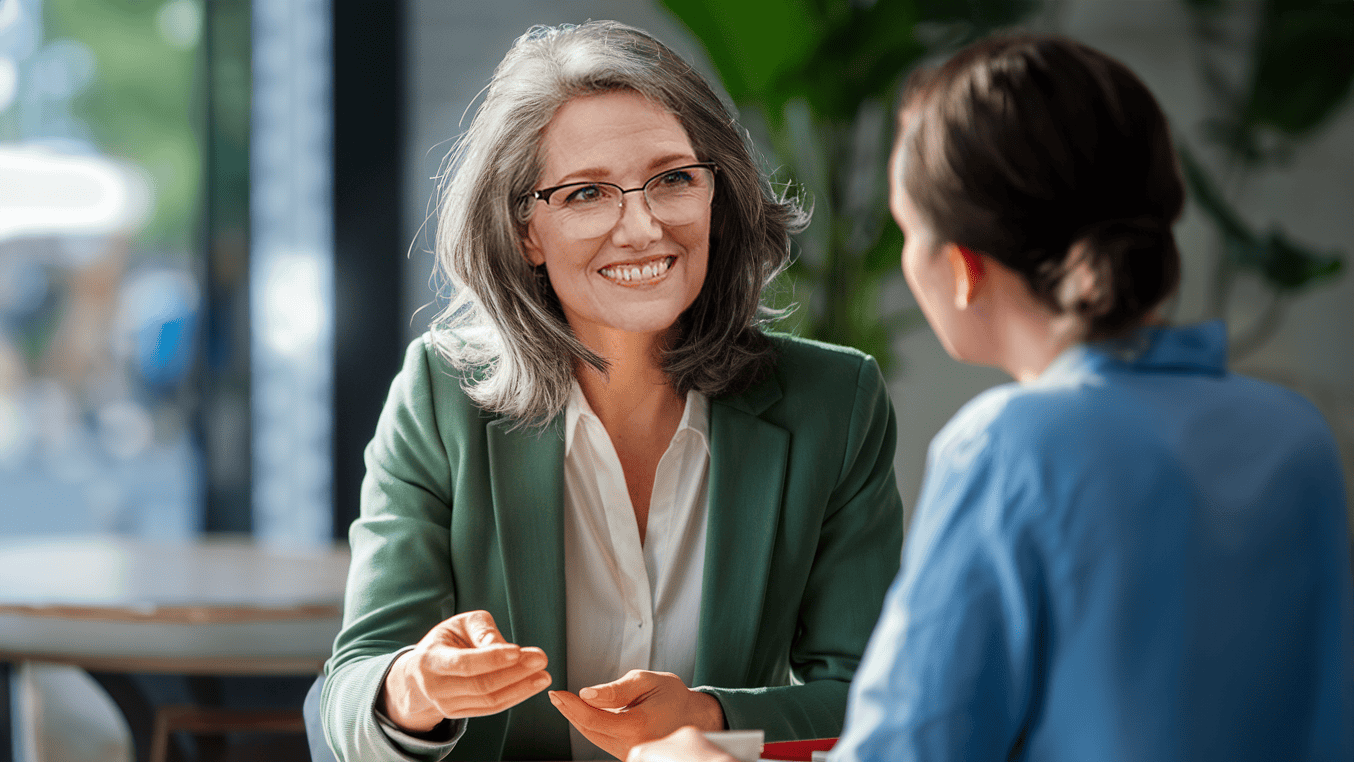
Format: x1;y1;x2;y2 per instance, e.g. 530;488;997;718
542;165;714;239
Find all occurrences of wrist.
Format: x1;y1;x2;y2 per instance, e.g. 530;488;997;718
692;689;727;731
381;651;444;733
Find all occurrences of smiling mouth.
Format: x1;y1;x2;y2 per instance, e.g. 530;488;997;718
598;255;676;285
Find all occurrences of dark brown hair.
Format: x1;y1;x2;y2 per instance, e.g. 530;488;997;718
898;34;1183;339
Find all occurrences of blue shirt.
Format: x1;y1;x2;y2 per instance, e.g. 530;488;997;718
832;322;1354;762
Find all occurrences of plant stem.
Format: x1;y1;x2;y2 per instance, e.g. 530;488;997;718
1230;290;1286;360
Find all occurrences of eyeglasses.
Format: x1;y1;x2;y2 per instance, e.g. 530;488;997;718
524;162;717;239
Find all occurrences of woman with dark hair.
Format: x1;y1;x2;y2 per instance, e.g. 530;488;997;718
314;21;905;762
633;32;1353;762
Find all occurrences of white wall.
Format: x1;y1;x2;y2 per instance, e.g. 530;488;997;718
404;0;1354;524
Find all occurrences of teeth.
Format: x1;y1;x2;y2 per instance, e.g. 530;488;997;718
601;257;672;284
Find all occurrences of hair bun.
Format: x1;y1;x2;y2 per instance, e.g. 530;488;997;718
1066;216;1180;338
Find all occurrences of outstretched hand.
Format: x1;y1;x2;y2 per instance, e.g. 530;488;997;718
627;726;738;762
380;610;551;733
549;670;725;760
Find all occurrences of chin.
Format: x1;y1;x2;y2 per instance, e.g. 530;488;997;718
604;310;687;336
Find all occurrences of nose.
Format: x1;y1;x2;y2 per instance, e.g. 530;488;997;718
610;189;662;249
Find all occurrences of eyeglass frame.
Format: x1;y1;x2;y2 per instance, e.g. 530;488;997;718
523;162;719;217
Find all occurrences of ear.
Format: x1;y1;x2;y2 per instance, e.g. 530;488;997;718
945;244;986;309
522;223;546;267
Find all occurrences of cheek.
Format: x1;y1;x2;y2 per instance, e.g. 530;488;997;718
902;243;952;330
680;221;711;285
900;243;932;302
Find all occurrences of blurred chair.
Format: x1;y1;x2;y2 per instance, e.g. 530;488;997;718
14;661;132;762
304;674;338;762
148;703;305;762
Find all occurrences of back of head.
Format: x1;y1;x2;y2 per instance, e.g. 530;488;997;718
899;35;1184;339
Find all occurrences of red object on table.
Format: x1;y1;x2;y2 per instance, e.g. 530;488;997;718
760;737;837;761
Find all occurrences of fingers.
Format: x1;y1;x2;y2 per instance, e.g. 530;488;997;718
425;642;543;677
433;650;547;698
456;609;509;647
627;727;736;762
440;609;507;649
436;665;554;718
551;690;633;759
551;672;720;760
579;669;666;709
400;612;554;721
548;689;614;727
416;645;551;719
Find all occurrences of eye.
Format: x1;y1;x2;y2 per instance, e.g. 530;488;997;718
655;169;696;188
560;184;606;206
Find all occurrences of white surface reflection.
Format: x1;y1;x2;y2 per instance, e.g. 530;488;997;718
0;147;150;241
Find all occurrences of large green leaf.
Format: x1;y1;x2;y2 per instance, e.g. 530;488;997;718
1177;145;1255;246
658;0;821;104
1256;229;1344;292
915;0;1041;28
863;219;906;276
1180;145;1344;292
777;1;927;121
1246;0;1354;136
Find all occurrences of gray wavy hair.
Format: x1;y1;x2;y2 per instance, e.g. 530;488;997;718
430;20;807;426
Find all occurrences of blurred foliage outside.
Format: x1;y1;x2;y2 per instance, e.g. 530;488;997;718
41;0;204;252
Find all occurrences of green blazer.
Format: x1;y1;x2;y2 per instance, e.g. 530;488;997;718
321;332;904;761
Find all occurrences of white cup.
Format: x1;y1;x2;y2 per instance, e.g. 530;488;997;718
703;729;764;762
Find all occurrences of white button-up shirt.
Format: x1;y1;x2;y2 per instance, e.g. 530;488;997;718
562;381;711;760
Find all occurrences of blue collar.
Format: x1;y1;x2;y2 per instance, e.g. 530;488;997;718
1126;320;1229;374
1039;321;1229;384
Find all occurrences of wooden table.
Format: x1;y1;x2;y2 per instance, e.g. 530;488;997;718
0;535;349;762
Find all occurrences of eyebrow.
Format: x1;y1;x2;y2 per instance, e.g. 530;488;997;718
550;152;699;186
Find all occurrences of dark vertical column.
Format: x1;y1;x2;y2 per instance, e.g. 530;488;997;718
332;0;407;540
1;661;11;762
201;0;255;535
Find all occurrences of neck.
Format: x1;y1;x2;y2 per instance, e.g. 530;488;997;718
983;266;1085;383
573;326;684;431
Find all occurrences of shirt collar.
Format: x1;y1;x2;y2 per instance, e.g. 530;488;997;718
1036;320;1229;386
564;380;711;456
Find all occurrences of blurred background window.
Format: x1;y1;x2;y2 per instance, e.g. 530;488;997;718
0;0;212;539
0;0;341;548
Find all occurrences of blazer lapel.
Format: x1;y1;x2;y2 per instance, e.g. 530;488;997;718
694;374;789;686
486;416;571;757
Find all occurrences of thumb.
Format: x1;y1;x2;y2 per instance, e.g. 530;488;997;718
460;609;509;647
579;670;654;709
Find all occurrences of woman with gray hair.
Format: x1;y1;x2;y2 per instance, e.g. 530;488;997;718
315;21;904;761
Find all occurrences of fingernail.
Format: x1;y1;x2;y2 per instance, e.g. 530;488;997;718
579;687;598;699
547;691;560;702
